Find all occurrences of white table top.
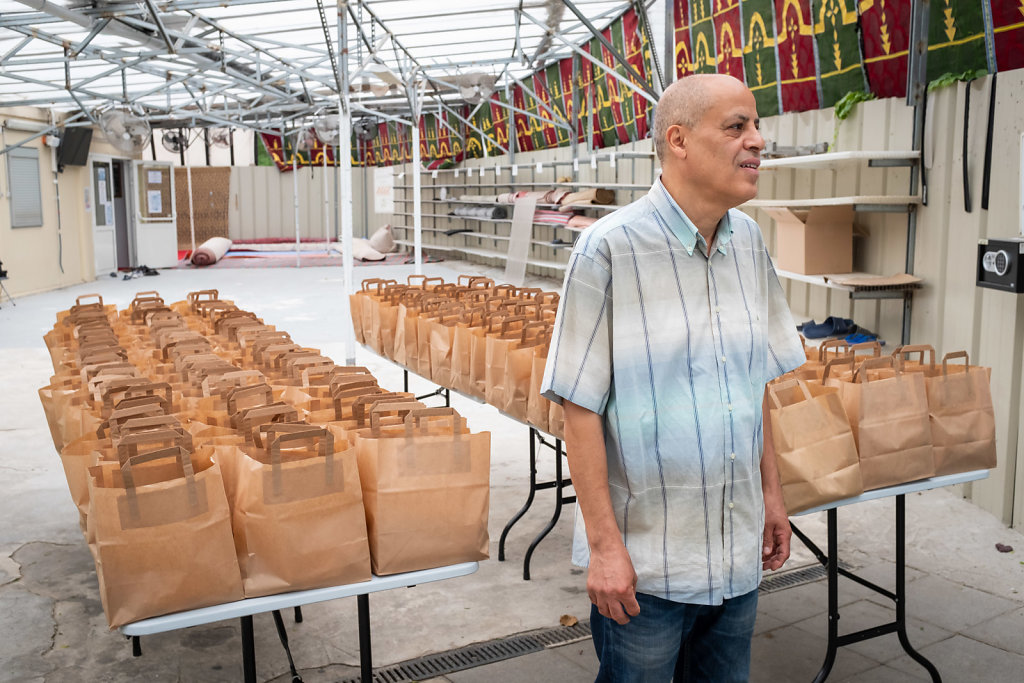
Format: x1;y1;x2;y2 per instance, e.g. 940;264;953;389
121;561;479;636
792;470;989;517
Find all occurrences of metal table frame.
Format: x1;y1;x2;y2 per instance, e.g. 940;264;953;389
789;470;988;682
120;562;479;683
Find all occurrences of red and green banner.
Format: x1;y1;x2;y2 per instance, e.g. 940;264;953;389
813;0;867;106
742;0;781;116
532;68;565;148
774;0;820;112
575;51;605;149
674;0;696;78
690;1;720;73
540;62;573;147
488;92;512;155
624;9;653;140
926;0;989;81
258;131;337;171
989;0;1024;72
859;0;910;99
714;1;747;82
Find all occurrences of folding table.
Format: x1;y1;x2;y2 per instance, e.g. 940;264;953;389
789;470;988;682
121;561;479;683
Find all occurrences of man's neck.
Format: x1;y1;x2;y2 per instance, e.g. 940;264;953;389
660;173;725;247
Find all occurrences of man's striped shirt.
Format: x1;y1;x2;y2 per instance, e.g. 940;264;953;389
541;178;805;605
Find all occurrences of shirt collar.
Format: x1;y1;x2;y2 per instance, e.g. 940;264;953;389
648;177;733;257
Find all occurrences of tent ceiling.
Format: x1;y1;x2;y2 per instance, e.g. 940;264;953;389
0;0;637;132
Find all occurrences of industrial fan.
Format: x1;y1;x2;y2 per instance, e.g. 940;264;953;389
353;117;378;142
99;110;152;154
313;115;339;144
208;127;232;148
161;130;189;154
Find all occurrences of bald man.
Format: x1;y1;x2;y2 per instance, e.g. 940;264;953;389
541;75;805;682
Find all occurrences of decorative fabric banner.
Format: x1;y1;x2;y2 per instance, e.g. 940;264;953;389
674;0;696;78
589;36;626;148
576;49;606;149
465;103;487;159
558;57;589;144
714;1;747;82
926;0;989;81
813;0;867;106
690;1;720;73
488;92;512;155
512;86;537;152
540;62;573;148
859;0;911;99
989;0;1024;72
258;132;337;172
533;68;565;148
775;0;821;112
624;8;653;140
742;0;782;116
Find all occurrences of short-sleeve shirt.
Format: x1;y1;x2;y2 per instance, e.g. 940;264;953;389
540;178;805;605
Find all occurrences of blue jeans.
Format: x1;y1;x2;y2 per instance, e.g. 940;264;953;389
591;589;758;683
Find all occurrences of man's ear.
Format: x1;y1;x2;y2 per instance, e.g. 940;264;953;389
667;124;687;159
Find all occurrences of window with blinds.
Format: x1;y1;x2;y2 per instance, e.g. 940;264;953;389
9;147;43;228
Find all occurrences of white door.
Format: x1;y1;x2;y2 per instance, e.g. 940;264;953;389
91;160;117;277
131;160;178;268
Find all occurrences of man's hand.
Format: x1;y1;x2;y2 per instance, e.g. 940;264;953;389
762;495;791;571
588;542;641;625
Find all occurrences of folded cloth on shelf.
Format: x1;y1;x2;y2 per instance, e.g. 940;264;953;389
557;188;615;212
451;205;508;219
532;210;573;225
567;214;598;229
802;317;856;339
457;194;501;203
367;225;396;253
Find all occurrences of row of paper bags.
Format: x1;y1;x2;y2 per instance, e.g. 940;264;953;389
39;291;490;628
349;275;565;437
770;340;997;514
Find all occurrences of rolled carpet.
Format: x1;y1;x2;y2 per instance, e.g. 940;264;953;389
191;237;233;266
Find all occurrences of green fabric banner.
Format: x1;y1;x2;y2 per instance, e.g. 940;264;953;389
689;1;718;73
813;0;867;106
741;0;781;116
926;0;989;81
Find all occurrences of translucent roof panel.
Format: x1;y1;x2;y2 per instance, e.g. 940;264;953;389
0;0;633;129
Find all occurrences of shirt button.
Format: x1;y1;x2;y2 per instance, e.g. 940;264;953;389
714;306;721;313
728;502;735;509
730;453;736;460
727;403;733;411
720;356;727;363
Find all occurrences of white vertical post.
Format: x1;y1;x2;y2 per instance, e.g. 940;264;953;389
323;140;330;253
339;1;356;364
292;137;301;268
186;162;196;255
412;120;422;276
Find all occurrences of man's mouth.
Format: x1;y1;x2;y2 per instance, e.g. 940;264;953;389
739;160;760;170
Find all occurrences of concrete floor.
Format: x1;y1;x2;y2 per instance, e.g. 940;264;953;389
2;260;1023;682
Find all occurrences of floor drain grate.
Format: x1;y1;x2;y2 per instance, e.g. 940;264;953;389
759;561;853;593
339;621;592;682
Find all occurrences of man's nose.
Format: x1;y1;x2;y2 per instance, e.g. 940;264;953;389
747;128;765;152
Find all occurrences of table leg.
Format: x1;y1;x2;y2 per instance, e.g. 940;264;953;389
894;495;942;682
811;508;840;683
240;615;257;683
523;437;574;581
294;606;303;623
498;428;539;562
358;594;372;683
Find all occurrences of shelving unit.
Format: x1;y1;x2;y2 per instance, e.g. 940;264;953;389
389;149;656;276
754;149;922;342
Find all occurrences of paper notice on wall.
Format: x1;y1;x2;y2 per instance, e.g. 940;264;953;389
98;182;108;204
373;166;395;214
104;203;114;225
147;170;163;184
147;190;162;215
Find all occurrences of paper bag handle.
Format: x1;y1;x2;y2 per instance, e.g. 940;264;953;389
403;407;465;435
226;382;274;414
368;400;424;431
849;341;882;357
941;351;969;377
891;344;936;368
116;428;193;463
767;379;814;410
821;356;855;381
853;356;896;383
818;339;850;363
75;293;103;306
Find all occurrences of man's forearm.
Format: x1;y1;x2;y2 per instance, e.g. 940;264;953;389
562;399;622;551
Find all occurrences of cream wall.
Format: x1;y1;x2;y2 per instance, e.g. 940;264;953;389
0;106;135;298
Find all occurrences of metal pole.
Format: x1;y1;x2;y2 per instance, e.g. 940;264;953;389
292;134;301;268
186;161;196;256
339;0;356;365
411;101;423;275
323;139;330;254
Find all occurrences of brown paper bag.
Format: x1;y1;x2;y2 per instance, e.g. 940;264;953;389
484;315;525;406
428;308;462;389
217;427;372;597
502;323;549;422
451;307;485;397
926;352;997;475
526;350;551;434
825;357;934;490
354;407;490;575
87;446;243;628
768;379;863;513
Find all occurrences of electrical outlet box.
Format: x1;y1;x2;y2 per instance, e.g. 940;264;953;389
977;238;1024;293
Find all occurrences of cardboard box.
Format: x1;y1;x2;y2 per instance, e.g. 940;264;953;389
765;205;854;275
